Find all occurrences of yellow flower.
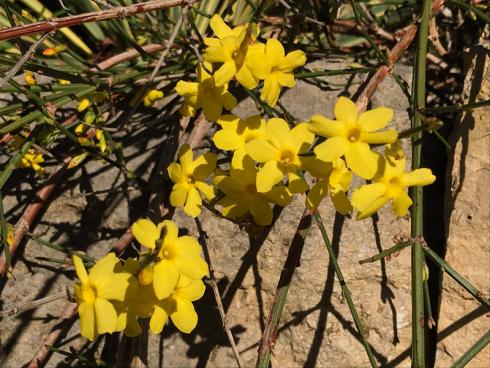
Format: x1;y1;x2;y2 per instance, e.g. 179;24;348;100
351;153;436;220
149;275;205;334
245;118;314;193
43;44;67;56
204;15;262;89
167;144;217;217
213;114;267;169
309;97;398;179
302;157;353;214
20;150;44;176
247;38;306;107
24;71;36;86
131;219;208;299
77;97;91;112
214;156;292;225
59;79;71;85
175;63;237;122
143;89;164;107
73;253;136;341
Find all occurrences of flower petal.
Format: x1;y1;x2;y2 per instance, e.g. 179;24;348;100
217;196;249;218
249;198;273;226
184;187;203;218
209;14;232;39
94;298;118;334
178;144;194;171
171;298;198;333
175;235;202;256
73;255;88;283
202;95;222;122
247;51;270;79
213;129;242;150
167;162;183;184
402;168;436;187
214;61;236;87
306;181;328;210
78;303;96;341
174;277;206;301
149;304;169;334
97;273;133;301
351;183;389;220
334;96;357;124
236;64;259;89
291;123;314;153
309;115;346;138
266;118;291;148
220;90;238;111
314;137;348;163
265;39;285;67
170;183;188;208
256;161;284;193
277;72;295;87
132;219;159;250
362;130;398;144
358;107;394;132
344;142;378;179
260;75;281;107
174;255;209;280
392;191;412;216
278;50;307;72
330;190;353;215
153;260;179;299
265;186;293;206
192;153;217;180
88;253;119;281
288;172;308;193
246;139;278;163
175;81;198;97
195;181;215;201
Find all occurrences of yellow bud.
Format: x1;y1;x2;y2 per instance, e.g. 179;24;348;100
59;79;71;85
78;98;90;112
43;44;67;56
24;71;36;86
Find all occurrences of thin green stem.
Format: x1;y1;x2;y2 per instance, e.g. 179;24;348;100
314;211;378;368
294;67;375;79
256;208;313;368
359;241;411;264
422;245;490;310
451;330;490;368
0;139;34;191
447;0;490;23
421;99;490;115
0;191;10;267
411;0;431;365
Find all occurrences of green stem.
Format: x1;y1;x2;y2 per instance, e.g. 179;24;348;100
295;67;375;79
421;99;490;115
0;139;34;191
422;245;490;310
451;330;490;368
411;0;431;365
359;241;411;264
256;208;313;368
447;0;490;23
314;211;378;368
0;191;9;267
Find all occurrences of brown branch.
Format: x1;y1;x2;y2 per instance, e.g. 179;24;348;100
356;0;445;113
94;43;169;71
0;0;199;42
0;160;68;277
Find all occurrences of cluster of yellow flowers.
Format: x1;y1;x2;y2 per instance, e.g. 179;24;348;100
73;219;208;341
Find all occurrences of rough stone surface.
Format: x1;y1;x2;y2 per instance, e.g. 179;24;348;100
435;41;490;367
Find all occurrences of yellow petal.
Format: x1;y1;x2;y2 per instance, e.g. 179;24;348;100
402;169;436;187
213;129;242;150
220;90;238;110
260;75;281;107
178;144;194;171
175;81;198;96
309;115;346;138
246;139;278;163
210;14;232;39
124;313;142;337
288;172;309;193
170;183;188;208
174;277;206;301
314;137;348;163
97;273;133;301
162;220;179;246
351;183;389;220
132;219;159;250
277;72;295;87
344;142;378;179
266;118;291;148
362;130;398;144
278;50;307;72
265;39;285;67
214;61;236;87
192;153;217;180
265;185;293;206
175;234;204;258
204;46;229;64
247;51;270;79
88;253;119;281
78;303;96;341
392;191;412;216
230;148;249;170
358;107;394;132
249;198;273;226
202;95;223;122
195;181;215;201
334;96;357;124
291;123;315;153
330;190;353;215
184;187;202;217
236;64;259;89
256;161;284;193
149;304;169;334
217;113;240;128
73;255;88;283
171;298;198;333
217;196;249;218
94;298;118;334
174;255;209;280
306;181;328;210
153;259;179;299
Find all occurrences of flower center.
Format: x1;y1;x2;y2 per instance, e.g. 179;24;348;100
245;184;257;196
243;131;258;143
279;149;296;167
347;127;361;142
81;283;97;305
387;176;403;197
138;265;153;285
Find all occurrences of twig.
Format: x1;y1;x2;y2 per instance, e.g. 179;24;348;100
278;0;326;26
359;241;412;264
0;0;200;42
256;207;314;368
195;218;244;368
0;291;67;317
421;99;490;115
94;43;169;71
27;302;78;368
0;33;50;90
0;159;69;277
